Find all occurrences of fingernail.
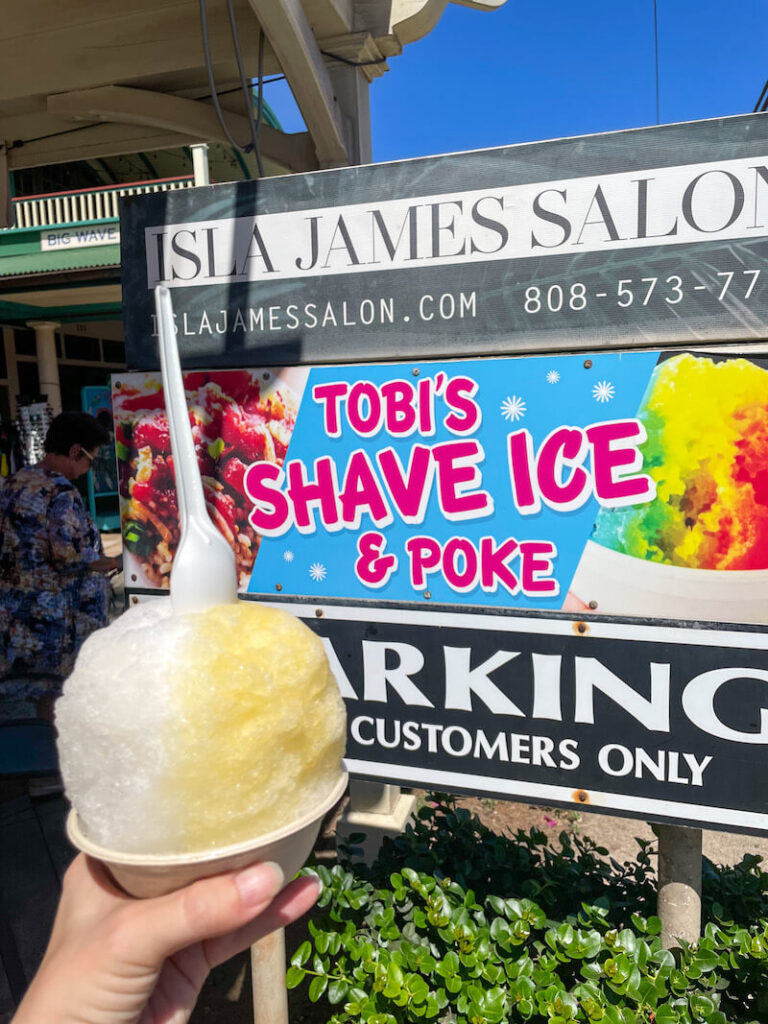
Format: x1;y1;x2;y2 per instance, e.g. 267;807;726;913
235;861;285;906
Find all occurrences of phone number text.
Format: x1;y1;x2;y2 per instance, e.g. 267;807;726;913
522;270;761;313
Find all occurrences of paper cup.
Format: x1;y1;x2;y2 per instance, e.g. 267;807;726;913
570;540;768;625
67;772;348;898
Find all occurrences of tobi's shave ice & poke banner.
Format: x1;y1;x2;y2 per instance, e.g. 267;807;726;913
115;347;768;627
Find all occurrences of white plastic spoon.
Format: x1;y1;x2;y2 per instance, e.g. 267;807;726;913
155;285;238;613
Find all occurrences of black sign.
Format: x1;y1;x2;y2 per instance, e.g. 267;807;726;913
121;113;768;369
284;599;768;835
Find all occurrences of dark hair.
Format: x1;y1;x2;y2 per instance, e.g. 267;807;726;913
44;412;111;455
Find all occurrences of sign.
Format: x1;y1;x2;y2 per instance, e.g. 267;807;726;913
41;224;119;251
121;113;768;368
115;346;768;626
290;599;768;836
81;385;120;531
118;114;768;833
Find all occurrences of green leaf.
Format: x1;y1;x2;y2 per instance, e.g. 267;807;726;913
382;963;404;998
308;975;328;1002
328;979;350;1004
285;966;306;989
291;941;312;968
653;1005;680;1024
487;895;506;915
207;437;226;459
489;918;511;943
615;930;637;956
437;951;459;978
518;997;534;1019
690;993;716;1017
424;994;441;1019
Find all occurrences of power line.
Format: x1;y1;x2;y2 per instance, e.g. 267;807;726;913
6;79;286;152
8;124;101;150
199;0;269;165
653;0;660;124
254;30;265;177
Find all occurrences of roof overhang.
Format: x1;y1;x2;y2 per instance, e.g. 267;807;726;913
0;0;506;179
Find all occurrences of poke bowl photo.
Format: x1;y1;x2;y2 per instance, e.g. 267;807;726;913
113;367;306;590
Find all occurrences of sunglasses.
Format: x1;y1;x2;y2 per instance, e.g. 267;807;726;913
79;448;97;463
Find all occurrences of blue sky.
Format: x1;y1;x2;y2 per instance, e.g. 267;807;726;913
267;0;768;163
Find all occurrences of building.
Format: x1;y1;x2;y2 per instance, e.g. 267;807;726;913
0;0;505;422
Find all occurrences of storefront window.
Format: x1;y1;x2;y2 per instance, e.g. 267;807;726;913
14;329;36;357
64;335;101;361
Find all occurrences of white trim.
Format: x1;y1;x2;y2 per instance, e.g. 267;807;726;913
343;759;768;832
261;600;768;652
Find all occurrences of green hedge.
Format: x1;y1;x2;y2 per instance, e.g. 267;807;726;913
289;796;768;1024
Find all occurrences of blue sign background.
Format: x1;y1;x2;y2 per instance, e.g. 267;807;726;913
248;350;660;608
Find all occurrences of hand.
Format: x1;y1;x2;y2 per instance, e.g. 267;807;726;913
88;554;123;575
12;854;320;1024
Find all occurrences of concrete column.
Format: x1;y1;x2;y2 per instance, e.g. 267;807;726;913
323;67;412;862
327;65;372;166
27;321;61;414
0;143;13;229
191;143;210;186
2;326;19;417
250;928;288;1024
337;780;416;862
657;824;702;948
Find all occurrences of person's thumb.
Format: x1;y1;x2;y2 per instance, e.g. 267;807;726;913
124;861;285;963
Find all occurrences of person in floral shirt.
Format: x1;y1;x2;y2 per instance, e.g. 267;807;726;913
0;411;122;715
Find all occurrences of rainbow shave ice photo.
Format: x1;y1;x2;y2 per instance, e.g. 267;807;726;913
570;352;768;623
593;353;768;570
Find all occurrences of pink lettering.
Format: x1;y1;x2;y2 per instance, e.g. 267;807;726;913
312;381;349;436
376;446;434;523
244;462;291;535
432;439;493;519
380;380;417;435
537;427;590;511
355;531;398;587
507;429;539;514
347;381;382;435
417;375;442;435
405;536;442;588
443;376;481;434
339;450;391;527
586;420;655;505
520;540;558;595
479;536;520;594
442;537;478;591
286;457;340;531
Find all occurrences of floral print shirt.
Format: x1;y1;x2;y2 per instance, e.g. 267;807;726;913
0;466;108;681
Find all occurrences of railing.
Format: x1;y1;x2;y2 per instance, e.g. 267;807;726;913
9;176;195;230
